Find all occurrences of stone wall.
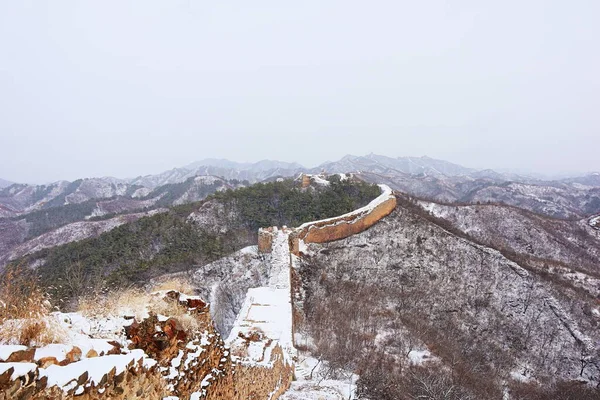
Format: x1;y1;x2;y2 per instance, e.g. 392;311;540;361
0;291;292;400
289;186;396;255
206;346;293;399
258;227;275;254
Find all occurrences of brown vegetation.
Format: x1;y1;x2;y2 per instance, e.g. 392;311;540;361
0;264;66;346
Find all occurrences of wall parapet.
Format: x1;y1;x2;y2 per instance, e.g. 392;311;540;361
289;184;396;255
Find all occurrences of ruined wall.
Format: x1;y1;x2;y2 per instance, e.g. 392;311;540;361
258;227;275;254
206;346;293;399
0;357;167;400
0;291;292;400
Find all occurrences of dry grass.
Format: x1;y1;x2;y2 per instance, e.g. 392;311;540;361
0;264;67;346
0;317;68;347
77;287;149;321
151;297;203;332
150;278;195;295
78;285;202;332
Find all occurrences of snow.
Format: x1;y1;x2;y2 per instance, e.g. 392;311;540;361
194;175;221;185
408;349;434;365
589;215;600;230
34;344;72;362
0;310;159;392
40;350;147;390
311;175;331;186
282;355;357;400
132;187;152;198
0;362;37;380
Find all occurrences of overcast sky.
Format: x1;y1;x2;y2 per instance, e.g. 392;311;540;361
1;1;598;183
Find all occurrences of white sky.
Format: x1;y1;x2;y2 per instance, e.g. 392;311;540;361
1;1;598;183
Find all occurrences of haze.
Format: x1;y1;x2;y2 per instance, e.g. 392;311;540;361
1;1;598;184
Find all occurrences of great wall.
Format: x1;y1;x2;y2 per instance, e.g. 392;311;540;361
0;177;396;399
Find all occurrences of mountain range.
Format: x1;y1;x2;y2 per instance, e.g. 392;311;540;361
2;154;599;220
1;153;599;269
1;155;600;397
5;154;599;189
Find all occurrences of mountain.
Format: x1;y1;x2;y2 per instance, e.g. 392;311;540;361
130;154;487;189
297;196;600;397
130;164;304;189
357;170;600;218
186;158;304;172
0;175;246;270
562;172;600;187
0;178;13;189
0;178;134;217
314;154;477;177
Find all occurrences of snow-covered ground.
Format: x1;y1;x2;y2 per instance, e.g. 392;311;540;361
589;215;600;230
0;311;153;394
227;229;295;364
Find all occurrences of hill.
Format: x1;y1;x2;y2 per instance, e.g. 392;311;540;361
12;177;380;304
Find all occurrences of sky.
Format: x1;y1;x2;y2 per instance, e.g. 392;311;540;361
0;0;598;184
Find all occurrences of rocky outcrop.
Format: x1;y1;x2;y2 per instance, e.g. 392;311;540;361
0;291;293;399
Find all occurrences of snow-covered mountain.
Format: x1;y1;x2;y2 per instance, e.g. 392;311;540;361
130;164;304;189
0;176;245;269
0;179;132;217
0;178;13;189
314;154;477;177
298;197;600;395
5;154;598;216
358;171;600;218
186;158;304;172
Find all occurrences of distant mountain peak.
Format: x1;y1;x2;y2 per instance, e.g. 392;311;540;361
0;178;15;189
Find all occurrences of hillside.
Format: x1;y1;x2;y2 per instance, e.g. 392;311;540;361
13;177;380;305
359;171;600;218
0;176;245;269
417;200;600;274
295;202;600;398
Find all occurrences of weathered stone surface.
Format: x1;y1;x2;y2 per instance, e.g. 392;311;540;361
258;227;275;253
6;349;34;363
85;349;97;358
63;346;81;365
37;357;58;368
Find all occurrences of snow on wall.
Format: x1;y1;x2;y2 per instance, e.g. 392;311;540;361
289;184;396;255
0;291;293;400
